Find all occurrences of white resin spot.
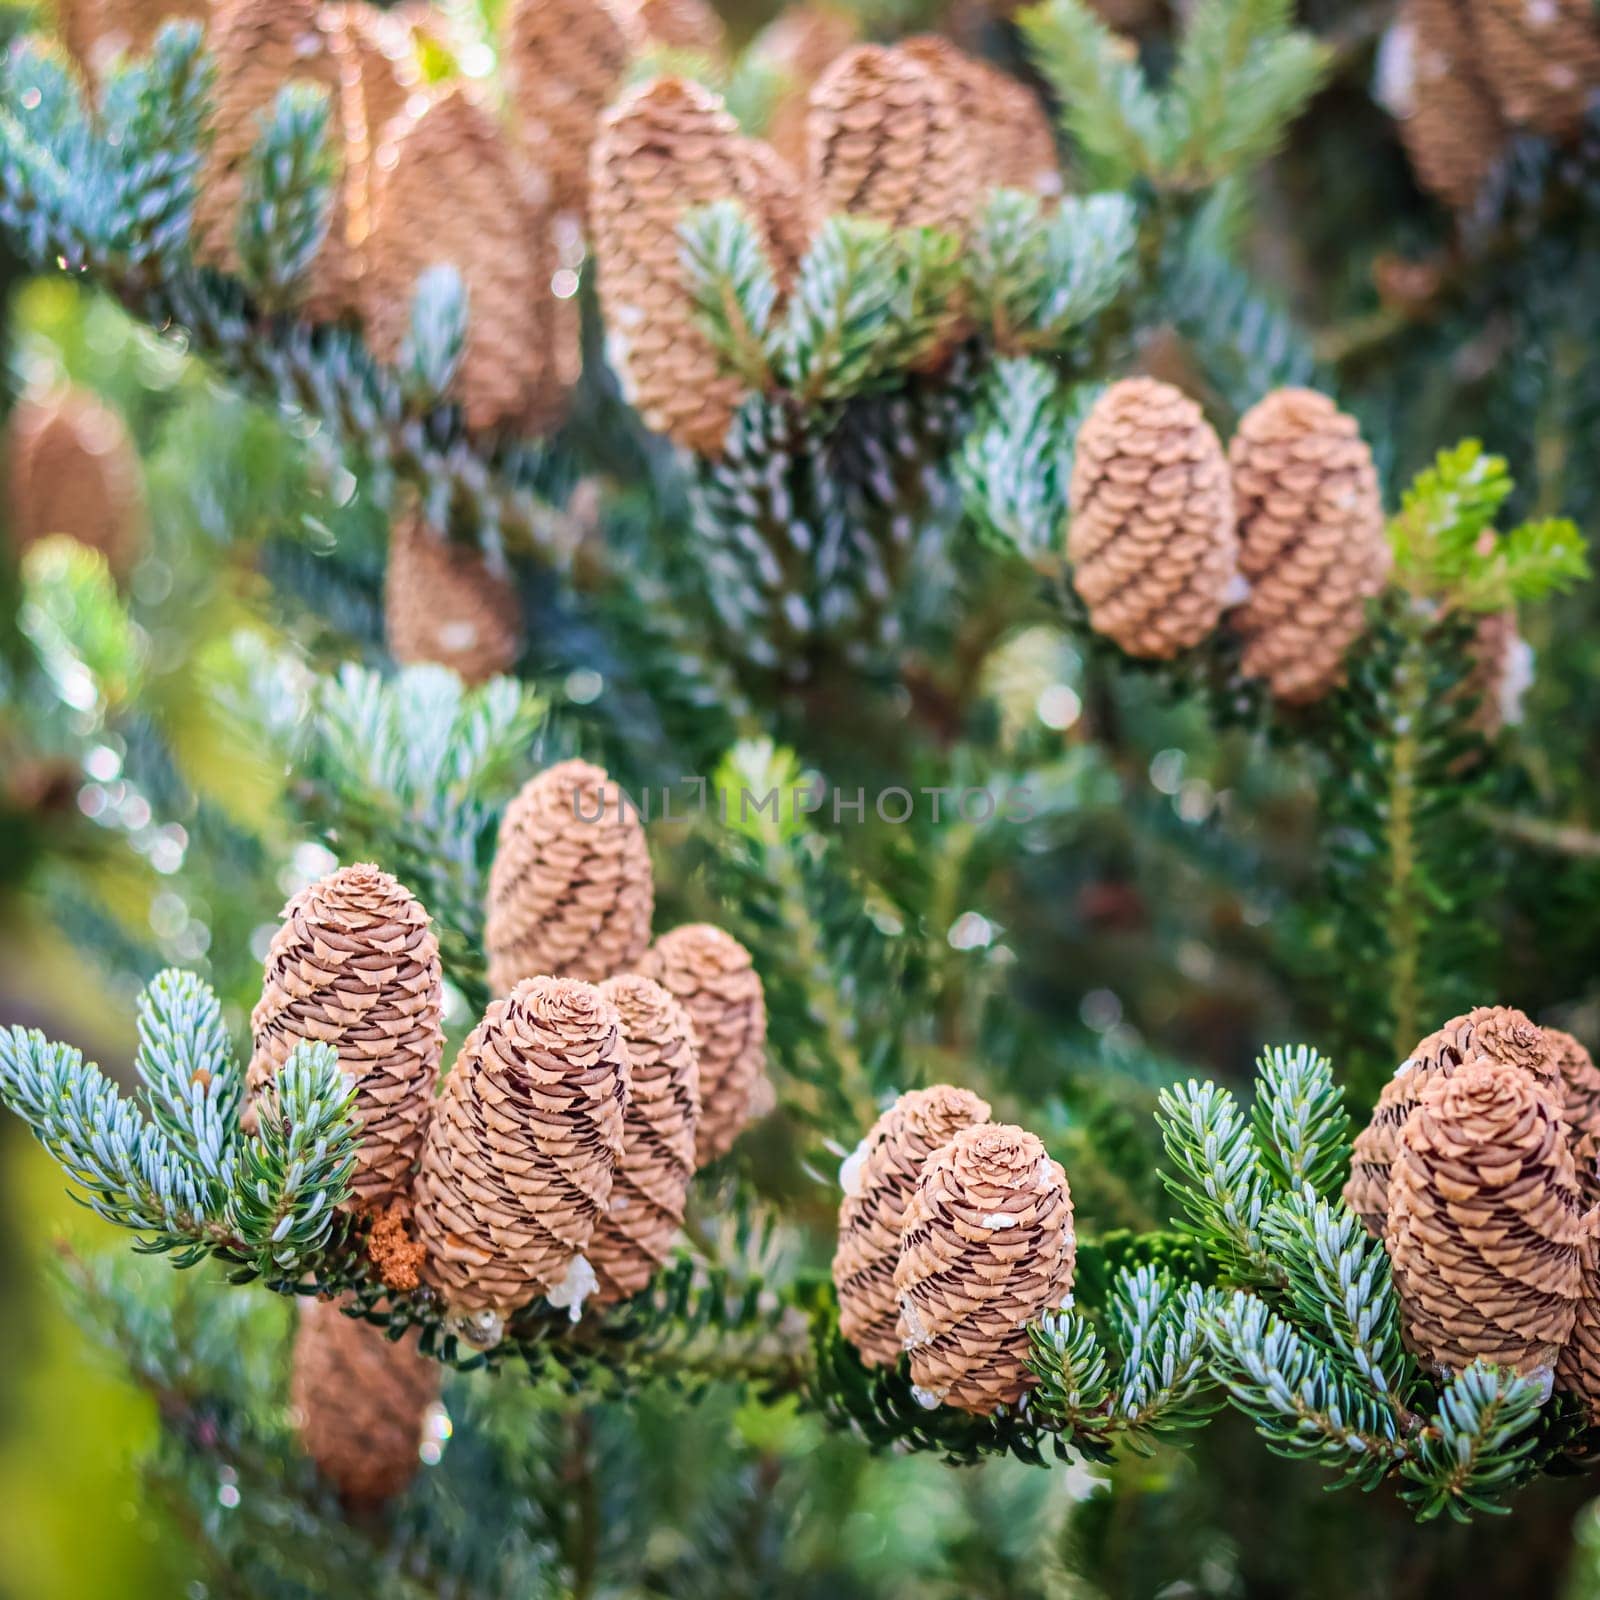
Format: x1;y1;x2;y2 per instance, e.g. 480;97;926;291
547;1253;598;1323
981;1212;1020;1230
838;1136;871;1199
910;1385;945;1411
899;1293;929;1348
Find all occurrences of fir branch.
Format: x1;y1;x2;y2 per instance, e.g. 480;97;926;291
398;262;469;408
1250;1043;1349;1198
1399;1364;1547;1521
680;199;781;390
1104;1266;1217;1438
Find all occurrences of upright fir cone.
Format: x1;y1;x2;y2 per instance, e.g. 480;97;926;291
1557;1225;1600;1422
894;1123;1076;1414
590;77;778;456
1461;607;1529;737
625;0;727;59
899;37;1060;202
384;509;522;683
832;1085;993;1367
1550;1028;1600;1203
638;924;768;1166
1227;388;1389;704
1345;1004;1559;1236
246;864;444;1210
750;4;860;170
363;89;548;433
412;977;631;1313
485;760;655;992
739;137;813;290
1389;0;1507;211
194;0;356;317
1467;0;1600;139
1385;1059;1584;1373
1067;378;1239;659
290;1297;440;1508
806;44;980;236
504;0;639;224
5;388;143;575
587;974;702;1302
321;2;423;146
56;0;210;86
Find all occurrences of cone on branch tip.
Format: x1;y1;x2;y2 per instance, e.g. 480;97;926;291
806;44;980;237
1550;1028;1600;1204
195;0;355;317
5;387;143;576
412;977;631;1314
624;0;727;60
363;89;552;433
894;1123;1076;1414
1067;378;1239;660
486;760;655;993
245;863;444;1211
504;0;640;224
1557;1227;1600;1422
739;137;813;290
587;974;702;1303
749;4;860;170
589;76;779;456
1227;387;1388;704
1387;0;1507;211
56;0;210;86
1345;1005;1558;1236
833;1085;993;1368
1467;0;1600;139
638;923;768;1167
290;1297;441;1508
1385;1058;1583;1374
384;510;522;684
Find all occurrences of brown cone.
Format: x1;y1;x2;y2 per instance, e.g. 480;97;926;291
739;137;813;290
1393;0;1507;210
1345;1005;1559;1236
485;760;656;992
504;0;640;224
1557;1224;1600;1421
1227;388;1389;704
363;89;547;433
750;4;860;170
1468;0;1600;138
626;0;727;58
806;44;979;236
1461;607;1523;737
56;0;210;85
412;977;631;1312
894;1123;1076;1414
587;974;702;1302
290;1297;440;1508
1385;1058;1583;1373
194;0;357;318
321;2;422;145
384;509;522;683
832;1085;993;1367
5;388;143;575
590;76;776;456
638;924;768;1166
1550;1028;1600;1204
1067;378;1239;659
246;864;444;1211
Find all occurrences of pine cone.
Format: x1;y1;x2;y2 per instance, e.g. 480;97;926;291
750;4;860;170
1345;1005;1559;1236
625;0;727;58
899;37;1059;202
1066;378;1239;659
1386;1059;1583;1373
894;1123;1076;1414
291;1297;440;1507
363;89;549;433
1549;1028;1600;1203
1390;0;1507;210
5;388;143;575
1227;388;1389;703
1557;1225;1600;1421
321;3;423;159
246;864;444;1211
591;77;781;456
384;509;522;683
485;760;656;992
638;924;768;1166
806;44;979;236
57;0;210;85
194;0;356;317
739;137;813;290
412;977;631;1312
504;0;639;224
832;1085;993;1367
587;974;702;1302
1468;0;1600;138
